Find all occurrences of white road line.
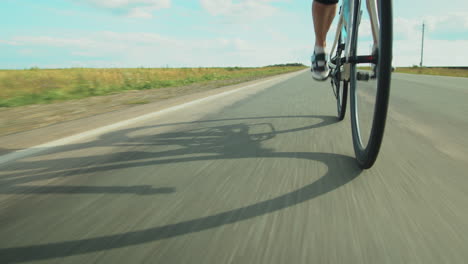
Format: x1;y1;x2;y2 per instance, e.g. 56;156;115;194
0;71;302;166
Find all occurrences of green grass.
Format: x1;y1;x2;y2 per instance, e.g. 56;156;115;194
394;67;468;78
0;66;306;108
124;99;151;105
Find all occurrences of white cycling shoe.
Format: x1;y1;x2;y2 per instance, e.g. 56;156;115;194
311;52;330;81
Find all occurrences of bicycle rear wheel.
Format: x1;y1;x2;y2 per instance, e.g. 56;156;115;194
349;0;392;169
331;34;348;121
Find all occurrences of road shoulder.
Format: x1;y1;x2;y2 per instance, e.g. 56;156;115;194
0;69;307;156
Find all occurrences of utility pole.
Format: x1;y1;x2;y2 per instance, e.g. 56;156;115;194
420;22;425;67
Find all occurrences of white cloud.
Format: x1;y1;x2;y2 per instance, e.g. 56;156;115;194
390;13;468;66
18;49;34;56
2;31;297;67
394;17;422;41
323;12;468;66
6;36;102;51
3;7;467;69
6;28;465;68
7;32;177;48
200;0;279;21
0;40;20;46
394;39;468;66
85;0;170;9
394;12;468;41
424;12;468;33
79;0;171;18
126;7;153;18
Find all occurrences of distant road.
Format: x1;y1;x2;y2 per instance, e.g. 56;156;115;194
1;71;467;263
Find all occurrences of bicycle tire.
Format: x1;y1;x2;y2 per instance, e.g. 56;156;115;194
337;81;348;120
331;34;348;121
349;0;392;169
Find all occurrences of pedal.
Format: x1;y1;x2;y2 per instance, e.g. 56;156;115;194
356;72;370;81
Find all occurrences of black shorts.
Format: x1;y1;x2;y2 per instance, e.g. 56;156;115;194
315;0;339;5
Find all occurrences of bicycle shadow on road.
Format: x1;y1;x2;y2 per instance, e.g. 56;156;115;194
0;115;362;263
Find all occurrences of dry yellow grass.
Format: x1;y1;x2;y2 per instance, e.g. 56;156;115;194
0;66;304;107
395;67;468;78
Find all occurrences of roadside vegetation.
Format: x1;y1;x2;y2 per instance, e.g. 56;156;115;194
0;65;306;108
357;66;468;78
394;66;468;78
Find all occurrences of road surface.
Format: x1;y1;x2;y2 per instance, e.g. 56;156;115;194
1;70;467;263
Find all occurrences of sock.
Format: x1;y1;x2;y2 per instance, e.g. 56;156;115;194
314;45;325;54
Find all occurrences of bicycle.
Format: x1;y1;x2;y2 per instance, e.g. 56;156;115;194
328;0;392;169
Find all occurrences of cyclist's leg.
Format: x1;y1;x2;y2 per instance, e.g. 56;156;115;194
312;0;338;49
365;0;379;78
366;0;378;49
311;0;338;81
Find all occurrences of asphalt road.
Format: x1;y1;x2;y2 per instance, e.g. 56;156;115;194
1;70;467;263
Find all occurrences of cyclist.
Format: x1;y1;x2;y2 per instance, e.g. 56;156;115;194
311;0;338;81
311;0;378;81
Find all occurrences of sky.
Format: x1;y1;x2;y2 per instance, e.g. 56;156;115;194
1;0;467;69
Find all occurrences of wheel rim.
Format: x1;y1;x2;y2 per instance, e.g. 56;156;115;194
351;2;380;150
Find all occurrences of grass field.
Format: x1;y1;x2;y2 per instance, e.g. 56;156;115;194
357;66;468;78
0;66;305;108
394;67;468;78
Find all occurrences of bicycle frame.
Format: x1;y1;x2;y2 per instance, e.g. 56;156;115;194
328;0;380;81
